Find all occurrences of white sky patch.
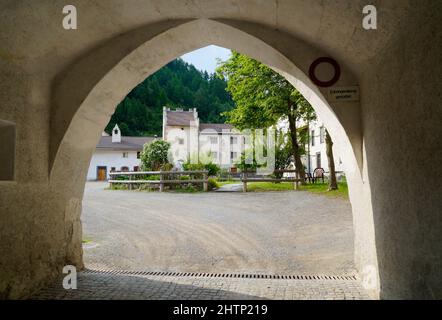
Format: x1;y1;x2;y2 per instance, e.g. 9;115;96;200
181;45;232;74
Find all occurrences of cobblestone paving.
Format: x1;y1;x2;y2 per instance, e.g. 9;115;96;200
32;270;371;300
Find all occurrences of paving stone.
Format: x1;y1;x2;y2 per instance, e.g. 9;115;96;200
31;271;371;300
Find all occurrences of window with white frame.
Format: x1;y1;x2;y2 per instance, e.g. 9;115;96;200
230;136;238;144
211;151;218;161
209;136;218;144
230;151;238;160
320;126;325;144
122;152;129;158
178;138;184;145
311;130;315;146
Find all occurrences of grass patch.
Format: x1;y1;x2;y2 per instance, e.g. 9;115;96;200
299;182;349;199
234;180;348;198
246;182;295;192
82;238;92;244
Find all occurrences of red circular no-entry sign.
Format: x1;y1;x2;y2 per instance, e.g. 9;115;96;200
309;57;341;87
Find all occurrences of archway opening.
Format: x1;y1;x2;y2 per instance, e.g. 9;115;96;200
82;46;355;282
49;19;379;298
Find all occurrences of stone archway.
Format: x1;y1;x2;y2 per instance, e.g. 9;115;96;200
48;19;379;297
1;0;440;301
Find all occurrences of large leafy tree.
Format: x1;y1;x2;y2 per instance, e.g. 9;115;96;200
216;52;316;180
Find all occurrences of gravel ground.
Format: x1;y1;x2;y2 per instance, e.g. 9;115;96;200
82;182;356;276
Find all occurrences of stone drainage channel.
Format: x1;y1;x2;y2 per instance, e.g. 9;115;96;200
32;269;371;300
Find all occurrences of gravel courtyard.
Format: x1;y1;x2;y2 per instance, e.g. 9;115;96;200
82;182;356;276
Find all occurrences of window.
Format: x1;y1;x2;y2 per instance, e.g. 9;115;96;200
114;129;118;135
122;152;129;158
110;167;116;172
320;127;325;144
211;152;218;161
311;130;315;146
230;136;238;144
316;152;321;169
178;138;184;145
133;166;139;172
230;151;238;160
121;166;129;172
137;151;141;159
209;136;218;144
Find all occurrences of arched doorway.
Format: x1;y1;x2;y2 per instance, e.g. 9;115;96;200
49;19;378;297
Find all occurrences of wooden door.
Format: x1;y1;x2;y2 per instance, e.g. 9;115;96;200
97;167;107;181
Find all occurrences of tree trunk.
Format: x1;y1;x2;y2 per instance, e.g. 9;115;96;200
325;129;338;190
287;112;306;185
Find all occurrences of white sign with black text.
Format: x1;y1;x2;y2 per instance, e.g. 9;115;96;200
327;86;360;102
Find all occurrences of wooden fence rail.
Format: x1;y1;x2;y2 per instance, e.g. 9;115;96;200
109;170;209;192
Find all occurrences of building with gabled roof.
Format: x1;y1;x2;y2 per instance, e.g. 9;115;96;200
163;107;243;168
87;124;157;180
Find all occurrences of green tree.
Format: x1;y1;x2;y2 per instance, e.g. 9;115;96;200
140;140;171;171
216;52;316;181
274;129;294;178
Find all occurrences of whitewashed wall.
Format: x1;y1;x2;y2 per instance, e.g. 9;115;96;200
86;150;141;180
305;120;345;174
199;133;244;168
278;117;345;175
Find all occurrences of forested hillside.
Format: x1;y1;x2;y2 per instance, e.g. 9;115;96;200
105;58;234;137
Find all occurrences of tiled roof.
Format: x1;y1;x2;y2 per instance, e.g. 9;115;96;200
96;136;156;151
199;123;234;133
166;110;196;126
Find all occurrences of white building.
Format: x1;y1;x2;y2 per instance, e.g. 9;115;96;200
87;124;156;180
302;119;344;175
277;117;344;175
163;107;244;169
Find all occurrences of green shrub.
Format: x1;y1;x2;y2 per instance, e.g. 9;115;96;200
140;140;171;170
207;177;219;190
183;161;220;176
115;175;129;180
137;184;158;191
110;183;128;190
204;162;220;176
183;162;205;171
161;163;173;171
